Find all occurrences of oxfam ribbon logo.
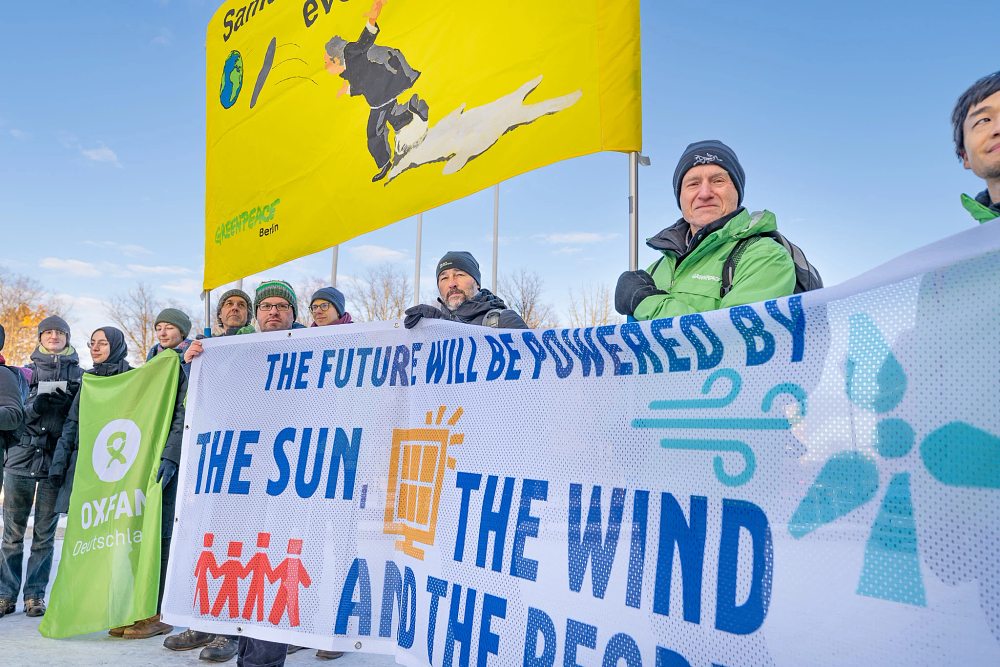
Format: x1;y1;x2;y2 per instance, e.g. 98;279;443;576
91;419;142;483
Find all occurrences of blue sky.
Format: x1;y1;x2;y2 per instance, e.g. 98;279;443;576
0;0;994;364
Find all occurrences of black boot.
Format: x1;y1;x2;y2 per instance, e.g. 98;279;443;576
408;94;429;122
372;161;392;182
164;629;214;650
0;599;15;618
200;635;239;662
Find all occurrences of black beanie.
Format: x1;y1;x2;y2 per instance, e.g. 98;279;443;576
436;251;481;287
38;315;71;340
672;140;745;208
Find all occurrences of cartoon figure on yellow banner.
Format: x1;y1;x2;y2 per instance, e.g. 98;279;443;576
383;406;463;559
324;0;430;182
323;0;583;185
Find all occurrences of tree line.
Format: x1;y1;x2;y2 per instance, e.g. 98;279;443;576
0;263;622;366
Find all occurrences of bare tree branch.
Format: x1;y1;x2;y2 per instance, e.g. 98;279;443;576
567;282;623;327
344;263;412;322
497;268;559;328
106;282;162;365
0;265;63;365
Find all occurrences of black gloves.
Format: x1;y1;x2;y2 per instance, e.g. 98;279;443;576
404;304;446;329
615;270;667;317
157;459;178;487
33;389;72;415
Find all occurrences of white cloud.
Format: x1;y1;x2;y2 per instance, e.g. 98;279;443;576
533;232;620;244
54;130;78;149
39;257;102;277
349;245;408;264
9;129;29;140
152;27;172;46
83;240;153;257
553;247;583;255
161;278;203;295
80;145;123;168
126;263;194;276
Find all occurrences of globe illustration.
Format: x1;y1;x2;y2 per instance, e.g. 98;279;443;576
220;50;243;109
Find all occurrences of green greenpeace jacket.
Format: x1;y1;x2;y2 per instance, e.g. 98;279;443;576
962;191;1000;224
634;208;796;321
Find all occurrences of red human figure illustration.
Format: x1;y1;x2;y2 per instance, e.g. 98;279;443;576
193;533;220;615
267;539;312;627
211;541;246;618
241;532;274;621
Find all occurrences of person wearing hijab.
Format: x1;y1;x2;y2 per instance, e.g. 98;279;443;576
48;326;187;640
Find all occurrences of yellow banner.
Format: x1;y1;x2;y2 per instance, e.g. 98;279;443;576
204;0;642;289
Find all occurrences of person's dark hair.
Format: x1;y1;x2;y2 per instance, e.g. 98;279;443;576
325;36;347;64
951;71;1000;159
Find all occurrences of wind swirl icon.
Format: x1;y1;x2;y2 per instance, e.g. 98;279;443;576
632;368;806;487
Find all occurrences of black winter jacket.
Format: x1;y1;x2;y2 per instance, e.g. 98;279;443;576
49;356;187;514
0;364;25;449
4;346;83;478
435;289;528;329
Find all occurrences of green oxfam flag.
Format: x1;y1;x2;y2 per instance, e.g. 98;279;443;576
39;351;180;638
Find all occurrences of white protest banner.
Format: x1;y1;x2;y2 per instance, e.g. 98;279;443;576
164;221;1000;666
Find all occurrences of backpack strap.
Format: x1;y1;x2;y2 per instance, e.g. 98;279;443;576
720;236;762;298
483;309;503;328
649;256;665;277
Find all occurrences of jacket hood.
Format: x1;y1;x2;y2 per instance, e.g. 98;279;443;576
30;345;80;368
437;289;509;321
647;208;776;261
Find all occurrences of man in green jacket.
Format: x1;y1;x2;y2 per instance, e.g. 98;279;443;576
615;140;796;321
952;71;1000;224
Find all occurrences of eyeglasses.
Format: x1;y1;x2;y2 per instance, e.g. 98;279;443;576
258;303;292;313
309;302;334;313
89;341;109;349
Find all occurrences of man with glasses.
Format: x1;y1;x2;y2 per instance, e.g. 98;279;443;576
172;282;302;662
309;287;352;327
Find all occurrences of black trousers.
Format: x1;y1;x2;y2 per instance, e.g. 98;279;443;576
158;472;177;611
366;100;414;169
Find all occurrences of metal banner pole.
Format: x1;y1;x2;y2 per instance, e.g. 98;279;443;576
236;278;243;290
629;152;639;271
202;289;211;337
492;183;500;292
331;245;339;288
414;213;423;306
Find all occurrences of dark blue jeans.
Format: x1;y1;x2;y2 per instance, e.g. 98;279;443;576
0;472;60;602
237;638;288;667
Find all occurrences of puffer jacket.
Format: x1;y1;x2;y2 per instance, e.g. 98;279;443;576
634;207;797;321
435;289;528;328
4;346;83;478
962;190;1000;224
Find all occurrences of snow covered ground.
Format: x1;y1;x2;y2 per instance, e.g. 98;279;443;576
0;514;394;666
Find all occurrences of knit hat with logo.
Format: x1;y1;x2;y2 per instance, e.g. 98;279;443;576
672;140;745;208
436;251;482;287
